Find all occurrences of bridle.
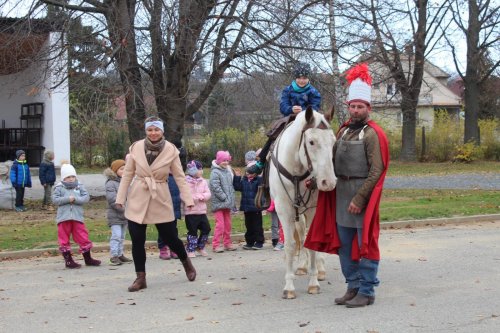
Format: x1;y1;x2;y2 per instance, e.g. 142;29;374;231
271;117;330;221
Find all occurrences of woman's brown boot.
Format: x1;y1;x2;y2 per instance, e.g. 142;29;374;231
181;258;196;281
128;272;147;292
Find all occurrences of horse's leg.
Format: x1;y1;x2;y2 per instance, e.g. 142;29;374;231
317;252;326;281
301;209;320;294
282;215;298;299
307;249;320;294
295;216;308;276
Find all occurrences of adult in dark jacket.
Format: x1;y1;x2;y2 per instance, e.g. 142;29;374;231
250;62;322;174
158;174;182;260
10;150;32;212
39;150;56;210
233;167;264;250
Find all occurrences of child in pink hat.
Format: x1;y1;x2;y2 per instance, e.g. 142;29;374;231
209;151;236;252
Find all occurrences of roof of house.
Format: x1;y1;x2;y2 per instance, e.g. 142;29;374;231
0;17;63;75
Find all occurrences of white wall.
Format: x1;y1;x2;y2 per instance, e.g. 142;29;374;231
0;32;70;166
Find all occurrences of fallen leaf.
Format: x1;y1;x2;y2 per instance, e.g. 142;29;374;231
185;316;194;321
79;316;87;319
298;321;310;327
232;302;243;306
129;302;136;305
210;321;220;324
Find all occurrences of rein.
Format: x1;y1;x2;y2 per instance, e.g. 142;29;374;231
271;118;329;222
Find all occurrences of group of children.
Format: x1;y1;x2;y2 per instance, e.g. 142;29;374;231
9;147;284;269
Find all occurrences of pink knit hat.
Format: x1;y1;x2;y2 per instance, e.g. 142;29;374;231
215;151;231;164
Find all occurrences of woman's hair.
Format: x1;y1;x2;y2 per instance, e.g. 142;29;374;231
144;116;162;124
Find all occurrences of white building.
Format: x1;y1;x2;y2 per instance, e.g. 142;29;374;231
0;18;70;166
367;58;462;129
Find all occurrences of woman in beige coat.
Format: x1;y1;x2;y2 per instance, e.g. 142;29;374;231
116;117;196;292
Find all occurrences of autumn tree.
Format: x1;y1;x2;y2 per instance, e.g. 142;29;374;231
333;0;450;161
446;0;500;144
39;0;324;143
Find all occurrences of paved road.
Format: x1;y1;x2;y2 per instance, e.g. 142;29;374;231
23;172;500;200
1;221;499;332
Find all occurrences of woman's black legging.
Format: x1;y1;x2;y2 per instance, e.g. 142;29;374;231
128;220;187;272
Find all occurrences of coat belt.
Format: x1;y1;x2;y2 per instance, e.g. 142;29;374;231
337;175;367;181
137;176;166;199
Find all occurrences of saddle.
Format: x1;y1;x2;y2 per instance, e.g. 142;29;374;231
255;158;271;210
255;114;297;210
265;114;296;139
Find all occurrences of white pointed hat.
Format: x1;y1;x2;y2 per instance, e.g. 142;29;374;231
346;63;372;105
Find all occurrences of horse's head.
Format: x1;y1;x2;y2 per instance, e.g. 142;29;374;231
297;107;337;191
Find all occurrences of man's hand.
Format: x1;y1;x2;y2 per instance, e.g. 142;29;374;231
292;105;302;114
69;196;75;203
348;201;362;214
115;203;123;209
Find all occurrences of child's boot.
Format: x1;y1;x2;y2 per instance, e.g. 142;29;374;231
159;246;171;260
186;235;197;258
62;251;81;269
128;272;147;292
196;234;209;257
169;246;179;259
118;255;133;263
272;238;278;247
82;250;101;266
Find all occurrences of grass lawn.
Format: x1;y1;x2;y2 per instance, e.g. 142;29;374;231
1;189;499;252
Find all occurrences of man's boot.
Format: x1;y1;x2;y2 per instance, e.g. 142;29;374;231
345;293;375;308
62;251;81;269
334;288;359;305
128;272;147;292
180;257;196;281
82;250;101;266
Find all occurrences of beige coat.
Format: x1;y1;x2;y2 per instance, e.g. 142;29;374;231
116;139;194;224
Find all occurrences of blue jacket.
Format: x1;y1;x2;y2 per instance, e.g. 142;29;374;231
10;160;32;188
233;175;263;212
280;83;321;116
39;160;56;186
168;174;181;220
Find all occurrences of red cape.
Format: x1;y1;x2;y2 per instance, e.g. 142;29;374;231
304;120;389;261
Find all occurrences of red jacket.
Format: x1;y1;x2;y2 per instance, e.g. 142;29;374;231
304;120;389;260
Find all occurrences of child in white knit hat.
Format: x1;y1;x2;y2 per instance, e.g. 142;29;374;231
52;163;101;269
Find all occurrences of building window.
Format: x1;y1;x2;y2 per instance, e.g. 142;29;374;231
387;83;396;96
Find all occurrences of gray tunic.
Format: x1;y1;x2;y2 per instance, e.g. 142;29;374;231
335;128;368;227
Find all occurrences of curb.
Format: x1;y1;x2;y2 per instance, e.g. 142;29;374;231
1;214;499;260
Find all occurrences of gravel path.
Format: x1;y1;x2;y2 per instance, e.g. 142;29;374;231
21;172;500;200
385;173;500;190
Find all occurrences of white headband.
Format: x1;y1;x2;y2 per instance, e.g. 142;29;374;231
145;120;164;132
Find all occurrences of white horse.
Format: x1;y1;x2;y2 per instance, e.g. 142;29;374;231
269;106;336;299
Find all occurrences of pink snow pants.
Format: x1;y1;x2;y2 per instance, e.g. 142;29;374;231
212;209;232;249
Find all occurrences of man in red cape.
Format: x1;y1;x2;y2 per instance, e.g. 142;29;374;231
304;63;389;308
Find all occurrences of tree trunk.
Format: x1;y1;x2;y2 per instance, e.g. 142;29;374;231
105;0;145;143
328;0;347;124
463;0;480;144
399;99;417;161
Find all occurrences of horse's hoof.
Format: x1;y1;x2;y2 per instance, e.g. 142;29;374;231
282;290;296;299
318;271;326;281
308;285;320;294
295;268;307;276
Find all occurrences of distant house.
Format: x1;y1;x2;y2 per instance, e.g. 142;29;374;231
0;17;70;166
364;58;462;129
